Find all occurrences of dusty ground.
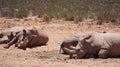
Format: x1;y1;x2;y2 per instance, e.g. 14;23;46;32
0;17;120;67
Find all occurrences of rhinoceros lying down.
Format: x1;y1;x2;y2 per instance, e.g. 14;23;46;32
4;26;49;49
0;26;25;43
63;32;120;59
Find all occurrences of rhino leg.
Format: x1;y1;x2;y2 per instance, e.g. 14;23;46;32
4;36;18;49
98;48;109;58
94;53;99;58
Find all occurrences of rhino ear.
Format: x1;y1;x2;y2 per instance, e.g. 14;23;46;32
10;32;16;36
23;29;26;33
15;31;20;35
84;34;92;43
84;34;91;39
10;32;14;36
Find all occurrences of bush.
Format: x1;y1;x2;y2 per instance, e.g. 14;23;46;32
0;0;120;24
15;8;29;18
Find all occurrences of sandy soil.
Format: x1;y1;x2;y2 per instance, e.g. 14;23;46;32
0;17;120;67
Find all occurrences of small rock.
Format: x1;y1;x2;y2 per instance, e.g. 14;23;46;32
25;58;27;60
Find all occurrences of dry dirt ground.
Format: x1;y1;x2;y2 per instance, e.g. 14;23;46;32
0;17;120;67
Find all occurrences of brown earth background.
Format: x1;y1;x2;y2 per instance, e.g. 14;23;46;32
0;16;120;67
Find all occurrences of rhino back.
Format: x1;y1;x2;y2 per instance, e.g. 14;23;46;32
2;26;24;36
102;33;120;46
102;33;120;56
63;36;79;46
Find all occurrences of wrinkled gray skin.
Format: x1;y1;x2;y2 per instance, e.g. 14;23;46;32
0;26;25;43
59;35;79;54
63;32;120;59
4;27;49;49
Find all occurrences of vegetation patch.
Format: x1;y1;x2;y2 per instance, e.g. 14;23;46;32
0;0;120;24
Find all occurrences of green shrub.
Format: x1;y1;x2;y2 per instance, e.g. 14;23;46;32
15;8;29;18
0;0;120;24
